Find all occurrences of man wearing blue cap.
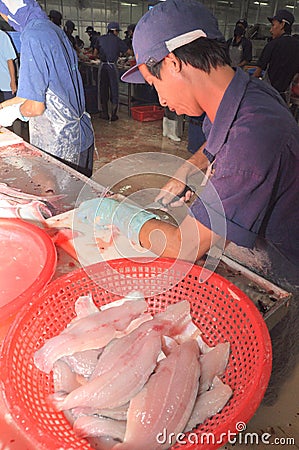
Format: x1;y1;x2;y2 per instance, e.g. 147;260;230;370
253;9;299;101
0;0;94;177
94;21;130;121
79;0;299;292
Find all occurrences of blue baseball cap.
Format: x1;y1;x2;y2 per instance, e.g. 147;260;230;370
108;21;121;31
121;0;223;84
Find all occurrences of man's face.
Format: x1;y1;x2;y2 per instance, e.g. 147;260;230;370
139;58;204;117
270;19;285;39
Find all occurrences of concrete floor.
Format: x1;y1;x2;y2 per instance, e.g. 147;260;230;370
91;106;299;450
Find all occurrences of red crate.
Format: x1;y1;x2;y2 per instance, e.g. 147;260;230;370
131;105;164;122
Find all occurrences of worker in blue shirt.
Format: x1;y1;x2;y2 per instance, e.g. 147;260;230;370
79;0;299;293
78;0;299;406
94;22;130;121
0;29;17;102
0;0;95;178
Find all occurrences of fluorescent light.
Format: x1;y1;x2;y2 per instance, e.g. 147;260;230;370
254;1;268;5
285;4;295;8
120;2;138;5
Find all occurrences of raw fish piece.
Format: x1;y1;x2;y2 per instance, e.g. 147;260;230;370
88;436;119;450
53;360;83;393
89;319;162;380
114;340;200;450
53;320;162;411
73;403;129;421
155;300;191;336
62;349;102;378
185;376;233;431
34;298;147;373
199;342;230;393
73;415;126;441
75;294;100;318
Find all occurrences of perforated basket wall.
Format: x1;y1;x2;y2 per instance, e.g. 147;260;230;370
0;258;272;450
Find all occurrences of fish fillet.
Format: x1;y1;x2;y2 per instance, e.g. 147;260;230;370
53;321;162;411
199;342;230;393
73;415;126;441
34;298;147;373
113;340;200;450
185;376;233;431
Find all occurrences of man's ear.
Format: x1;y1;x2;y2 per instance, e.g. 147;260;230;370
164;52;182;73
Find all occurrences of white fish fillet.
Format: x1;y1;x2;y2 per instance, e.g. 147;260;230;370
53;320;162;411
73;403;129;421
34;298;147;373
199;342;230;393
185;376;233;431
62;349;103;378
88;436;119;450
73;415;126;441
154;300;192;336
53;360;83;393
113;340;200;450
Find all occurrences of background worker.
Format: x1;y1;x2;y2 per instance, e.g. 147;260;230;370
95;21;130;121
48;10;62;27
253;9;299;102
64;19;77;50
0;0;94;178
0;29;17;102
0;28;22;136
123;23;136;52
85;25;100;57
227;19;252;68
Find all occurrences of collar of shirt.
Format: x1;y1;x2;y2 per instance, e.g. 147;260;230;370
203;68;250;160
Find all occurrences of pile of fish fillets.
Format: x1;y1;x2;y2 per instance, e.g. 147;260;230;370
34;291;232;450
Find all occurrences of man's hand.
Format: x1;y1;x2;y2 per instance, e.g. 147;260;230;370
0;103;28;127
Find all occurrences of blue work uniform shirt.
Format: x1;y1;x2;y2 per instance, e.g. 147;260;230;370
191;68;299;281
0;30;17;91
96;33;128;63
17;19;94;163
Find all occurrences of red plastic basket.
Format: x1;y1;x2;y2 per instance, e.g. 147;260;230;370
0;218;57;325
0;258;272;450
131;105;164;121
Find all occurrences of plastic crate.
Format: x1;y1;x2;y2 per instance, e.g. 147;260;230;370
131;105;164;122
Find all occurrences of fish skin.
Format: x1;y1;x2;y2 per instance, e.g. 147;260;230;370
115;340;200;450
73;415;126;441
34;299;147;373
199;342;230;393
185;376;233;431
53;321;162;411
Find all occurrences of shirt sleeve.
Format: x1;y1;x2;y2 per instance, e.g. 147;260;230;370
118;38;128;54
2;32;17;61
17;33;48;102
190;160;281;249
242;39;252;62
256;41;273;70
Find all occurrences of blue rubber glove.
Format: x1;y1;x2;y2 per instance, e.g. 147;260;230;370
77;198;159;244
